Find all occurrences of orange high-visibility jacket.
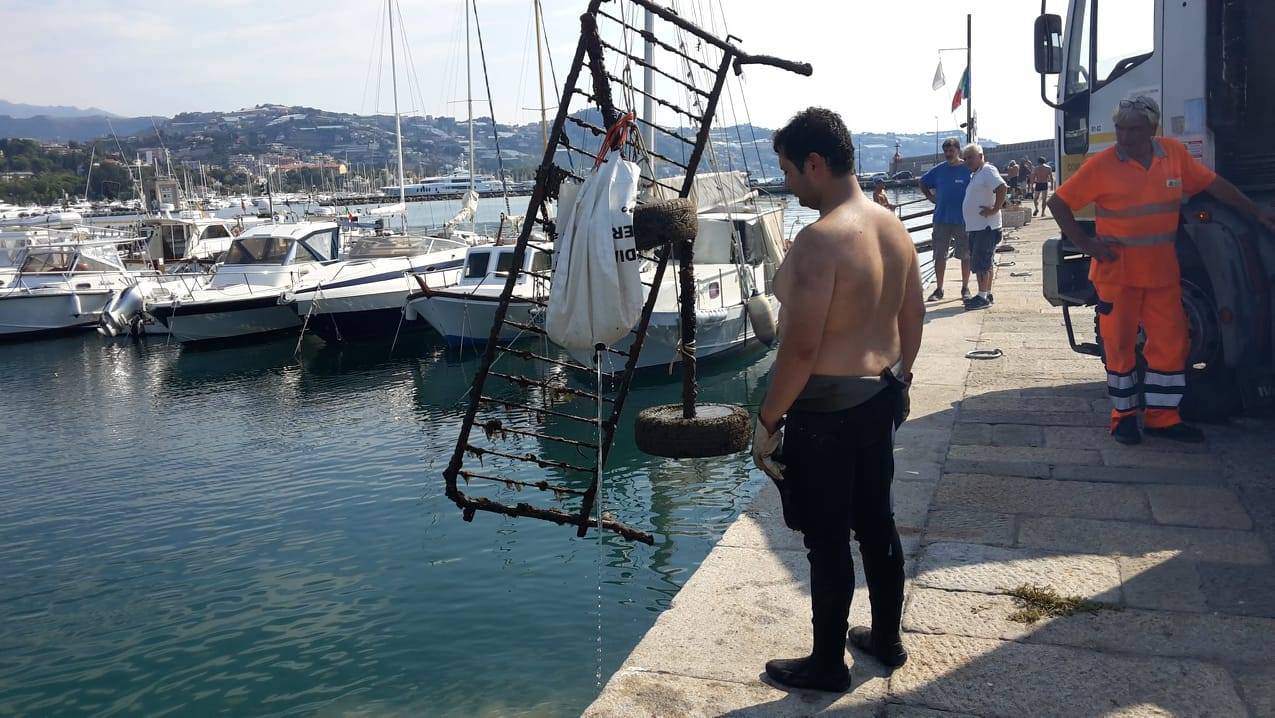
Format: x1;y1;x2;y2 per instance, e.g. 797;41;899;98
1054;137;1217;288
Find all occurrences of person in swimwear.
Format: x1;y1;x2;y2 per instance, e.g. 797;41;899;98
752;107;925;692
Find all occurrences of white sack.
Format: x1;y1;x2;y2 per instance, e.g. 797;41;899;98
546;152;643;352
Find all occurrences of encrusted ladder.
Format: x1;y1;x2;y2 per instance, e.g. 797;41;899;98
440;0;811;543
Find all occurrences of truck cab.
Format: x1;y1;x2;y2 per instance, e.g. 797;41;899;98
1035;0;1275;417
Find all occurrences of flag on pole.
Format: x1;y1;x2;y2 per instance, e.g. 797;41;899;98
932;59;946;90
951;66;970;112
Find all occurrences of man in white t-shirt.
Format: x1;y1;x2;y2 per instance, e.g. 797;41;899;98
960;143;1007;310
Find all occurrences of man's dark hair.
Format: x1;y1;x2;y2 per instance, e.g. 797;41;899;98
772;107;855;176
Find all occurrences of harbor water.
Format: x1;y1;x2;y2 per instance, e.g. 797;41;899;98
0;191;931;716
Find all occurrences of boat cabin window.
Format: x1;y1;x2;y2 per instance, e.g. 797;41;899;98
201;224;232;240
530;251;550;273
464;250;491;279
224;236;294;265
494;250;518;275
20;251;74;273
299;228;339;261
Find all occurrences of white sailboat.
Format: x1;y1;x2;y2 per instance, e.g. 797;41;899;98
287;0;491;343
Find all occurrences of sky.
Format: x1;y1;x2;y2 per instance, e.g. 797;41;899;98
0;0;1075;144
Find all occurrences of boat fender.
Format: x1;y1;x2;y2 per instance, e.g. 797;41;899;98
746;292;777;346
404;302;419;322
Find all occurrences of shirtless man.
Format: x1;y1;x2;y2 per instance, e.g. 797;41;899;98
752;107;925;692
1031;157;1054;216
872;177;894;210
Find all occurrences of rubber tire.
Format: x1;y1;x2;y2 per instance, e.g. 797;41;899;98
633;198;697;252
634;403;750;459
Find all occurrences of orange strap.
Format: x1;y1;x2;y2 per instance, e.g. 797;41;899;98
594;112;636;169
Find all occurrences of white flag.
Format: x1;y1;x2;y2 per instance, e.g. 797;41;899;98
932;59;946;91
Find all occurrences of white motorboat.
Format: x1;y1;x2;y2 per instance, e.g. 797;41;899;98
129;213;258;270
289;232;472;342
0;240;145;340
149;221;341;343
382;167;504;197
403;242;552;347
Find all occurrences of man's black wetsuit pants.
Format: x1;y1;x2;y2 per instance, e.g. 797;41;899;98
783;387;905;667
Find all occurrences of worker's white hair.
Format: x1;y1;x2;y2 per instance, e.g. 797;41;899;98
961;143;984;157
1112;95;1161;127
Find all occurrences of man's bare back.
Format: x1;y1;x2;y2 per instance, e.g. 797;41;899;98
775;195;920;376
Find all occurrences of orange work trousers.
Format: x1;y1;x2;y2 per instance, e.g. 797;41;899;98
1094;282;1188;431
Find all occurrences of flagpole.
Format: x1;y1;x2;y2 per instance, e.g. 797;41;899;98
966;13;973;143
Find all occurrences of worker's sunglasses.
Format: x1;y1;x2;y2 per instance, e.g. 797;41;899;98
1119;98;1154;110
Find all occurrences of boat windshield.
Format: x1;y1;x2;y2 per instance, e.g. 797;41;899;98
347;235;466;259
19;251;117;273
223;236;294;265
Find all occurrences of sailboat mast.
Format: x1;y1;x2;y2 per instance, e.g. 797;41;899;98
466;0;476;195
388;0;407;232
534;0;548;151
83;144;95;201
642;8;656;177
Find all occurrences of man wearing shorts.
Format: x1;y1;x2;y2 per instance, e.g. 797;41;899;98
961;143;1006;311
919;137;972;301
1031;157;1055;216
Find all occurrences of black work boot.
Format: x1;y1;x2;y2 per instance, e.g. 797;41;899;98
1111;415;1141;445
1146;422;1205;443
848;626;908;669
764;655;851;692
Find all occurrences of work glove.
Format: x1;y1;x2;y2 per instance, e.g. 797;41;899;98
751;416;785;483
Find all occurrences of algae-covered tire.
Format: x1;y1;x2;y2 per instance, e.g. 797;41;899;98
634;403;750;458
633;198;697;251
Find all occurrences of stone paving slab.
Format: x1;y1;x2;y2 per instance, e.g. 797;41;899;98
934;473;1151;522
902;587;1275;664
1018;516;1271;564
888;633;1248;718
1117;551;1209;613
914;542;1123;601
1144;485;1252;530
922;508;1016;547
585;669;885;718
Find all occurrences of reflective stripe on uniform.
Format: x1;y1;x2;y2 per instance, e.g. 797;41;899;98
1107;370;1139;408
1144;370;1186;409
1095;200;1181;219
1110;393;1141;411
1098;232;1177;247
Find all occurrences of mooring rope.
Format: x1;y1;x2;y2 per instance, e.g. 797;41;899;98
594;343;606;689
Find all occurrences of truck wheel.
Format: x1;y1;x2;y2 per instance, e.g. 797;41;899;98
1182;367;1242;423
1178;272;1241;422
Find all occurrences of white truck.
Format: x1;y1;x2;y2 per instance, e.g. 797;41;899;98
1034;0;1275;419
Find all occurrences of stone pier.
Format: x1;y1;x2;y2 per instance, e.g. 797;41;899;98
586;215;1275;717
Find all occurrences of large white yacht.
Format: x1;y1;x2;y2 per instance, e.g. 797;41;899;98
403;242;552;347
149;222;341;343
382;168;503;197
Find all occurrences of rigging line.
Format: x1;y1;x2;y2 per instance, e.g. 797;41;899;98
537;6;574;172
360;1;387;115
470;0;513;218
713;0;767;183
702;0;751;180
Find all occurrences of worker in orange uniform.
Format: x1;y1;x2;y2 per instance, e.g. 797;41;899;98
1049;96;1275;445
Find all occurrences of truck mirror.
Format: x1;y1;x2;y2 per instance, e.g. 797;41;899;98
1034;14;1063;75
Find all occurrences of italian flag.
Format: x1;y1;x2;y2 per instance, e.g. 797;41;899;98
951;67;970;112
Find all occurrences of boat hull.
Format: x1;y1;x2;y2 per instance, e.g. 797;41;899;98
408;294;541;348
153;295;301;344
0;290;112;340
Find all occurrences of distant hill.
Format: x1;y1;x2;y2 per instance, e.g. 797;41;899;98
0;99;122;119
0;115;158;142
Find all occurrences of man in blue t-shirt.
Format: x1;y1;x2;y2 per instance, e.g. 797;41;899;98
919;138;973;301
